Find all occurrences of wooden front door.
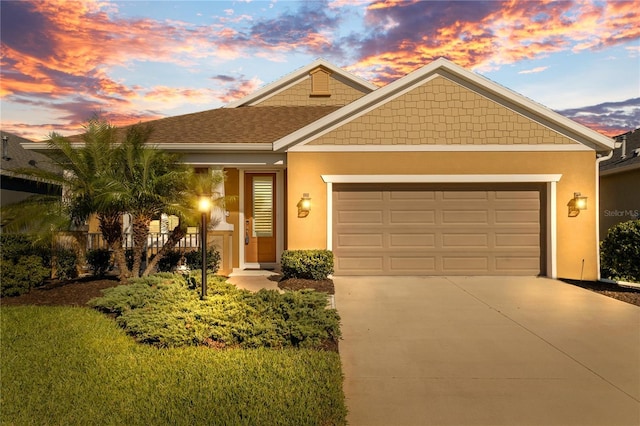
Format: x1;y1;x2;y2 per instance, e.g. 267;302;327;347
244;173;277;264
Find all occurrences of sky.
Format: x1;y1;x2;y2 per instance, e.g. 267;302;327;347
1;0;639;142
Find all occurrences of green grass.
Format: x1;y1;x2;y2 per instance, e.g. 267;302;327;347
1;306;347;425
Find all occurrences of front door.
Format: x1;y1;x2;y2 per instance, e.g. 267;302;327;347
244;173;277;265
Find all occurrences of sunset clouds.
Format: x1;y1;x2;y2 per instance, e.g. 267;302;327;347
1;0;638;140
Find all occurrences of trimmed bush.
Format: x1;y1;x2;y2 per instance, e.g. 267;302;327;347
0;234;51;267
89;273;340;349
281;249;334;280
86;248;112;276
0;256;50;297
54;248;78;281
184;248;221;274
155;249;183;272
601;219;640;283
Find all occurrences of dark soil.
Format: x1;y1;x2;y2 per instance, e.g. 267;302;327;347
278;277;335;294
561;279;640;307
0;275;121;307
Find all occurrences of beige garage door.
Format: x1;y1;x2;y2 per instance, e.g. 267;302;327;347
333;183;544;276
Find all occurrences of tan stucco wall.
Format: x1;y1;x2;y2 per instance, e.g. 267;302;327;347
256;74;370;107
224;168;240;269
287;151;598;280
309;76;575;146
600;168;640;239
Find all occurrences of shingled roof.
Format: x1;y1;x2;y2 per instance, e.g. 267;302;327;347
1;131;60;178
66;105;342;146
600;128;640;174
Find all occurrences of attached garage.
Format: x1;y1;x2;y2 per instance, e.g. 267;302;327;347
332;183;545;276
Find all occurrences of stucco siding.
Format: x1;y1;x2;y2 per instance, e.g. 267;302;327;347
287;151;598;280
256;75;370;107
308;76;577;146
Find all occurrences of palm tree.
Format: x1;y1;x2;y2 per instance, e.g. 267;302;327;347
1;119;132;280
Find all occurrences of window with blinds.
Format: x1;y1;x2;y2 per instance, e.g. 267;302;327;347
252;176;273;237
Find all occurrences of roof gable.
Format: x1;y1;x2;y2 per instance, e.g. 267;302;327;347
225;59;377;108
275;58;615;153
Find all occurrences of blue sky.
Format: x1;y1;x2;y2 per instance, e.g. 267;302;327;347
1;0;638;140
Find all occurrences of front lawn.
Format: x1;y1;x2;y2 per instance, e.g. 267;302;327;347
1;306;347;425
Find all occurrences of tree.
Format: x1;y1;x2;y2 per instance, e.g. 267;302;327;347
1;119;132;280
2;118;227;280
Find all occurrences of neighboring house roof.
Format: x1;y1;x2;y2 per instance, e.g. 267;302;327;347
0;131;60;179
600;128;640;175
225;58;378;108
275;58;615;153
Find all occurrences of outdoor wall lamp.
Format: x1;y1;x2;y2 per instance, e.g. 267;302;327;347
297;193;311;218
198;196;211;299
567;192;587;217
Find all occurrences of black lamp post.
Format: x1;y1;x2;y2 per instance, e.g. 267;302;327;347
198;196;211;300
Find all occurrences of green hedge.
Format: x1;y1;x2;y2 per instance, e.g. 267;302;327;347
601;219;640;282
0;234;51;296
86;248;112;277
280;249;334;280
89;273;340;349
0;256;50;297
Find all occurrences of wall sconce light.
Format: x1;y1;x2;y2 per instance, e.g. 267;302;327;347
567;192;587;217
297;193;311;218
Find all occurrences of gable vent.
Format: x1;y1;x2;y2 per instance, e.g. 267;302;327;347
310;68;331;97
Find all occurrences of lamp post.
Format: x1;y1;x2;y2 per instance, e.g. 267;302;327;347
198;196;211;300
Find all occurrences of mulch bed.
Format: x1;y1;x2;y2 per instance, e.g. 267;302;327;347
561;279;640;307
0;276;121;307
277;278;334;295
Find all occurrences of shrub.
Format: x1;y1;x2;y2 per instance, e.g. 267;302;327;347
1;256;50;297
86;248;112;277
54;248;78;281
155;249;183;272
89;273;340;349
601;219;640;283
184;248;221;274
280;250;334;280
0;234;51;267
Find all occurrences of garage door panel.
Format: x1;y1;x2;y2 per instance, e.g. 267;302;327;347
495;256;540;272
336;210;383;225
442;191;489;200
390;257;436;272
390;191;436;200
333;186;542;276
442;233;489;248
495;233;539;248
390;233;436;248
337;257;384;274
442;210;489;224
495;210;540;224
442;256;489;271
390;210;436;224
336;233;384;248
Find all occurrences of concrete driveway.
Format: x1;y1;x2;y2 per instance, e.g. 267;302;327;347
334;276;640;426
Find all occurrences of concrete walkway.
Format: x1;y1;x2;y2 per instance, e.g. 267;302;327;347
334;276;640;426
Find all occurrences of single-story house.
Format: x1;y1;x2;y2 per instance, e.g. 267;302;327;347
599;129;640;240
1;130;61;208
24;58;615;280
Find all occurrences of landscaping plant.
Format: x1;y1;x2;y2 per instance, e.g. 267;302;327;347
601;219;640;283
280;249;334;280
89;273;340;349
86;248;112;277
